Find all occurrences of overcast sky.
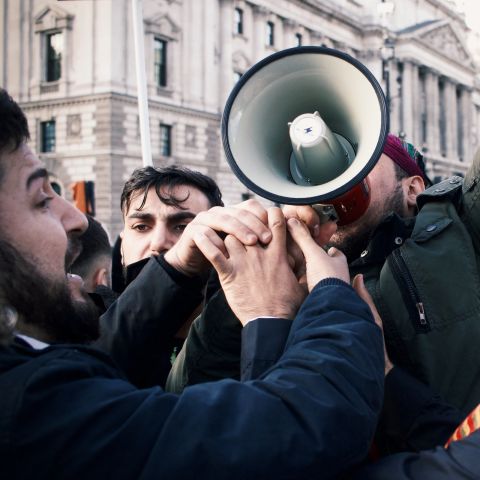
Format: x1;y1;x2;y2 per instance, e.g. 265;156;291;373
454;0;480;31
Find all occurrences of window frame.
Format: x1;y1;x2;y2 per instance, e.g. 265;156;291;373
44;31;63;83
154;37;168;88
160;123;172;157
40;120;56;153
234;8;244;35
266;21;275;47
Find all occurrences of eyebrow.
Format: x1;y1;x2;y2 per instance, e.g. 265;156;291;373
26;168;49;190
127;211;197;222
166;211;197;222
127;212;154;221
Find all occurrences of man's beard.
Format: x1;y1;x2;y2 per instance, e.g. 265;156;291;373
329;183;406;263
0;239;100;344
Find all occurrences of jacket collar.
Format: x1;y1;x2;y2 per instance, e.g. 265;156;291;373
350;213;416;268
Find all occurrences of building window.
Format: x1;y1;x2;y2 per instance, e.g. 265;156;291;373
295;33;302;46
45;32;63;82
154;38;167;87
160;124;172;156
40;120;56;153
266;21;275;46
234;8;244;35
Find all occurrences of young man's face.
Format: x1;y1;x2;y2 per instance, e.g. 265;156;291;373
0;143;88;283
121;184;211;266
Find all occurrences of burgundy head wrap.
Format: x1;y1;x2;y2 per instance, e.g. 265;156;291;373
383;134;431;185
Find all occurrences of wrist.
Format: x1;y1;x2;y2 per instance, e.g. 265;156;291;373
164;249;193;277
237;310;295;326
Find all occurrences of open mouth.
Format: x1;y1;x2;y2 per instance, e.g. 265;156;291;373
65;237;83;272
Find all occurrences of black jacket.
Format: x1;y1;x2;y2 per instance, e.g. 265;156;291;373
0;278;384;479
96;256;204;387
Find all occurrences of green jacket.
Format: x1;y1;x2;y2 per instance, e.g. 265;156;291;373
168;151;480;413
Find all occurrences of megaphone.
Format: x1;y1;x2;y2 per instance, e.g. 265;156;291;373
222;46;389;225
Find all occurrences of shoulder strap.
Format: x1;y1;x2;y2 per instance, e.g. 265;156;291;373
417;176;463;210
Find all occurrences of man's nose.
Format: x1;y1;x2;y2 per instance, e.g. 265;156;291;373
60;196;88;235
150;225;174;255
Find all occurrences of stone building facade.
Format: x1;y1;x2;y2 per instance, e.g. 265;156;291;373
0;0;478;236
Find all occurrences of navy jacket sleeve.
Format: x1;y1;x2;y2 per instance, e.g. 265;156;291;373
7;280;384;480
240;317;291;380
354;430;480;479
96;256;204;387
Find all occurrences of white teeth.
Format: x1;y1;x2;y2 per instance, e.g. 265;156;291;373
67;273;81;280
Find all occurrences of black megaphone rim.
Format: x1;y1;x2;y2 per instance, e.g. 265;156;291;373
221;45;389;205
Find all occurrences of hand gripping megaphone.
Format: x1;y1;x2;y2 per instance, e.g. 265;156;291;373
221;46;389;225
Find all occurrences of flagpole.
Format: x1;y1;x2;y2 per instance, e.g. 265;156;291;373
131;0;153;167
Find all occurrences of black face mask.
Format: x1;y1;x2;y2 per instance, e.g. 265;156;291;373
113;251;150;295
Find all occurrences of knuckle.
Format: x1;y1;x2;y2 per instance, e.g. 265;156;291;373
243;199;259;208
208;206;223;216
270;218;285;230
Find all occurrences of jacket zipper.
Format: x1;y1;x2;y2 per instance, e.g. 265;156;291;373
388;249;430;332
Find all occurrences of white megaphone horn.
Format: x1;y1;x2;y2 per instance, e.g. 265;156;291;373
222;46;389;225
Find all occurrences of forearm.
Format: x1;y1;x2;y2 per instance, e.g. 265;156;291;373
241;317;291;381
24;281;384;479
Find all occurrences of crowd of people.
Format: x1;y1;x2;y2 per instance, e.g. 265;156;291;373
0;85;479;479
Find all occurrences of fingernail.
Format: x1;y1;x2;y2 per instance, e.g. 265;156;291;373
288;218;299;226
313;224;320;237
247;234;257;244
262;232;272;242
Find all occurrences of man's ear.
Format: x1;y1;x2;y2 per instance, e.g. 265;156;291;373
93;267;110;288
404;175;425;213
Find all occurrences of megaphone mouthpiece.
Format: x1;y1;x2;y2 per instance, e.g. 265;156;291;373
288;111;352;185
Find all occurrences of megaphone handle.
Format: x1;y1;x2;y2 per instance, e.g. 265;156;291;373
311;204;339;225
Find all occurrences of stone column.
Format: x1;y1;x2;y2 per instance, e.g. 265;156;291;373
401;61;414;142
283;18;297;49
203;0;218;110
425;69;440;156
462;88;473;163
462;88;476;163
445;79;458;160
388;60;399;135
410;62;420;145
219;0;233;108
252;5;268;62
275;16;285;50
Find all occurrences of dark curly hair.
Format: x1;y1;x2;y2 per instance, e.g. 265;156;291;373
0;89;30;183
120;165;223;215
